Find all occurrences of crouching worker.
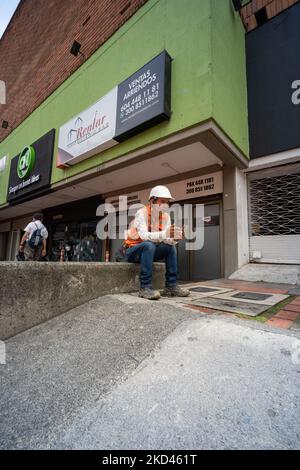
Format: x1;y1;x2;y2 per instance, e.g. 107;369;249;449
124;185;190;300
19;213;48;261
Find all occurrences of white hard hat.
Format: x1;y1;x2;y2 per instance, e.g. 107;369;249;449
148;185;174;200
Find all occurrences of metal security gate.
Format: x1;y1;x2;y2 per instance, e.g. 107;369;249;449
248;164;300;263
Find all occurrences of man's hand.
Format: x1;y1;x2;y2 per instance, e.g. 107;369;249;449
41;248;46;257
168;225;183;240
19;244;24;253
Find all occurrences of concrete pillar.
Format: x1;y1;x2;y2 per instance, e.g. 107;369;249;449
223;167;249;277
236;168;249;268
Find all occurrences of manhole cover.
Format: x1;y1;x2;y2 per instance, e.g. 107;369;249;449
189;287;219;293
232;292;271;301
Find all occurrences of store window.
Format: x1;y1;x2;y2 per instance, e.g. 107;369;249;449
49;220;102;262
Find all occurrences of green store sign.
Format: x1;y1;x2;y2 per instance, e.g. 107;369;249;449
17;146;36;179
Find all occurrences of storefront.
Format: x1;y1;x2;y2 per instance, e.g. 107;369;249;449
43;195;103;262
105;170;224;281
2;129;55;260
51;49;232;279
0;1;250;278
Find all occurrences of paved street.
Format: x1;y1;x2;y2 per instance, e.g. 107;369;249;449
0;289;299;450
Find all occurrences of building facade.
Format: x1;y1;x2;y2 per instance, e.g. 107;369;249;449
3;0;295;280
245;0;300;264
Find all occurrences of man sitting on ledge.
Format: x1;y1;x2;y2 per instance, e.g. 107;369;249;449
123;185;190;301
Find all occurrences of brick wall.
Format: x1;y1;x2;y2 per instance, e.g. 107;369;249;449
240;0;299;31
0;0;148;143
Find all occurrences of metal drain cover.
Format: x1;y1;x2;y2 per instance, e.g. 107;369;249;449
232;292;271;301
189;287;219;293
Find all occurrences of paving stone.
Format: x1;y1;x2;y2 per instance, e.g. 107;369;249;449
186;286;233;297
266;318;293;329
283;304;300;313
180;297;268;317
232;292;271;301
211;291;288;306
275;310;300;322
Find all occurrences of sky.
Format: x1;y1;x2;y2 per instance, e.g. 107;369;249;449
0;0;21;39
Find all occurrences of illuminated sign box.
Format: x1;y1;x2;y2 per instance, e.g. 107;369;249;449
57;51;172;168
57;88;118;168
7;129;55;203
114;50;172;142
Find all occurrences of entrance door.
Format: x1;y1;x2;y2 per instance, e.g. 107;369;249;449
177;202;221;281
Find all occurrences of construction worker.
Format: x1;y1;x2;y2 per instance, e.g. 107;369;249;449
124;185;190;300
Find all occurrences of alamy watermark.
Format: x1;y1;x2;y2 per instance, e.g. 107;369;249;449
291;80;300;105
95;196;206;250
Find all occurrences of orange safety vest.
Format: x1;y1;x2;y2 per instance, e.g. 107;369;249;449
124;204;168;248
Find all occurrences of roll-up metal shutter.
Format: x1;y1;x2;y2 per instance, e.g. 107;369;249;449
248;163;300;264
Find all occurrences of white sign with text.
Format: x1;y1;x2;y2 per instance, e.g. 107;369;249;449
105;171;223;209
57;88;118;168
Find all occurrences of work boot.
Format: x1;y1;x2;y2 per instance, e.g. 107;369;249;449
139;287;161;300
160;285;190;297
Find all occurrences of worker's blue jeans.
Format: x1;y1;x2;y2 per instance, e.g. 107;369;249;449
125;241;177;289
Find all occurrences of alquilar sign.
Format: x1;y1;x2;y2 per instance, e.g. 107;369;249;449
7;129;55;203
57;50;171;168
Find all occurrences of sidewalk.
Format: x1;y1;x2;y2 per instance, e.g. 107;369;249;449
1;290;299;449
170;278;300;331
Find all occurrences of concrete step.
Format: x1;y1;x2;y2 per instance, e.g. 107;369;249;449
229;263;300;286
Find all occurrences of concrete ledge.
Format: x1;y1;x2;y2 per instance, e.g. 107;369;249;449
0;262;165;340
